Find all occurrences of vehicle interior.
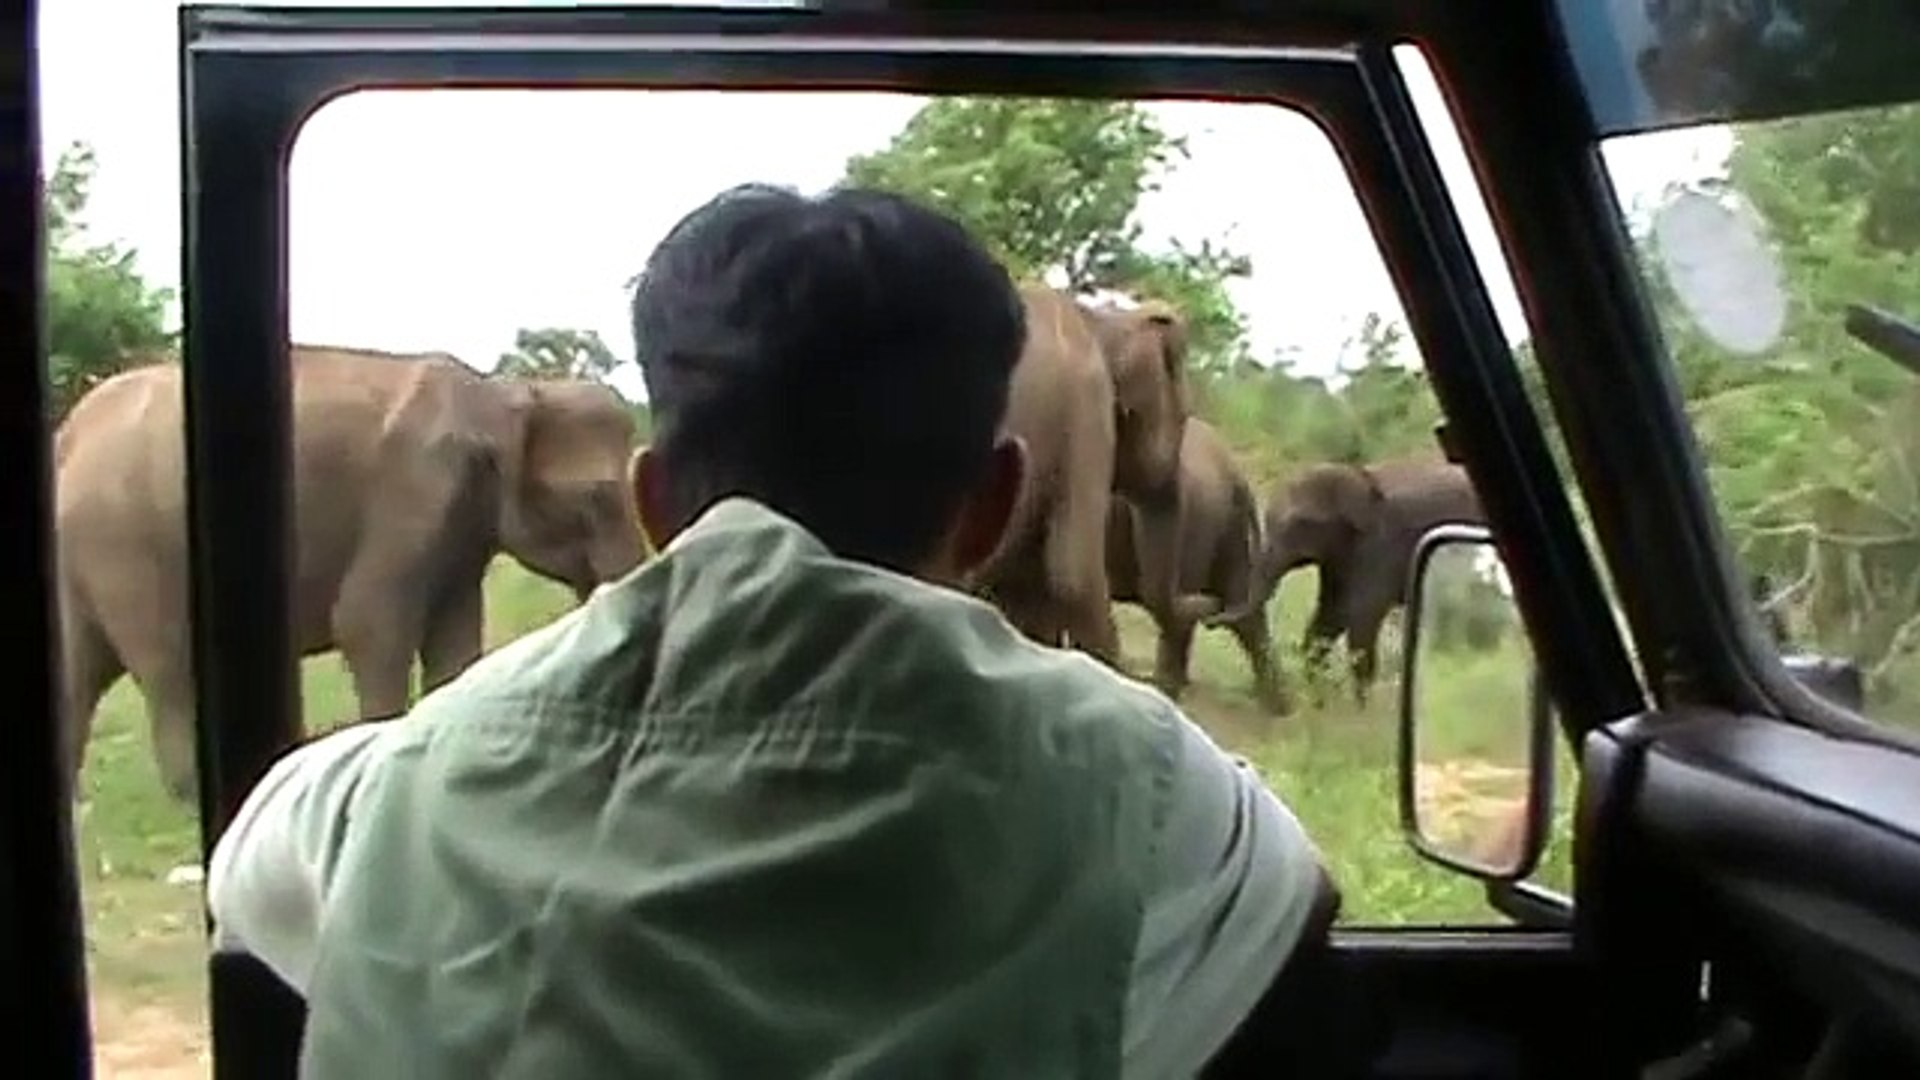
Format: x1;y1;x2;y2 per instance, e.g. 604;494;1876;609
10;2;1920;1077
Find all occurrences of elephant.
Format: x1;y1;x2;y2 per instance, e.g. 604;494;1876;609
970;284;1191;667
1205;456;1484;705
54;344;647;803
1106;417;1289;714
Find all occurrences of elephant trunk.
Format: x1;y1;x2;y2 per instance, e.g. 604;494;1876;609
1129;488;1184;617
1207;527;1289;628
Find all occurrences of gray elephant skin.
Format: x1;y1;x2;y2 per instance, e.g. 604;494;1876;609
55;344;646;802
1207;456;1484;703
973;284;1191;666
1107;417;1289;714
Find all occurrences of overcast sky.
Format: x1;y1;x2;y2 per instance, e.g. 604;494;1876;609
39;2;1732;399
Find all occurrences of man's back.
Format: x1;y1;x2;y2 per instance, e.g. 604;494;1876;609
262;499;1310;1078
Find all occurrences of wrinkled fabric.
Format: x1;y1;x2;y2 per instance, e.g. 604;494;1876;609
210;497;1324;1079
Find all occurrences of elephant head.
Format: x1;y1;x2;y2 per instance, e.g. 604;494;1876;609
491;377;647;601
1083;299;1191;505
1078;297;1192;620
1208;461;1384;626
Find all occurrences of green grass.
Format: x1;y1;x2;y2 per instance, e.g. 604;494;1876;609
73;559;1579;1047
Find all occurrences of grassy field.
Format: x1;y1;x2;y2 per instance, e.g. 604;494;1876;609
72;558;1577;1073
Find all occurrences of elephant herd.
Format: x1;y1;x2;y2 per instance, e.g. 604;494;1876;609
927;283;1488;721
51;287;1484;805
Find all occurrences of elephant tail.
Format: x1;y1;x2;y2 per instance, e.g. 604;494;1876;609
1205;478;1274;628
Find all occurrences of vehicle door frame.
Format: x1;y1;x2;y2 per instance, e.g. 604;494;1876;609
1414;2;1920;1072
1;0;95;1071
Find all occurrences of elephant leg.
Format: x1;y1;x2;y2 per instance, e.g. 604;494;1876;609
1231;611;1291;716
333;571;428;722
1300;577;1345;705
1129;496;1185;618
1030;605;1069;648
1047;495;1121;667
58;598;125;795
987;579;1067;648
1013;596;1068;648
135;663;200;805
1347;626;1382;708
1341;532;1407;709
1299;637;1338;709
74;567;201;802
1151;608;1196;700
420;579;486;695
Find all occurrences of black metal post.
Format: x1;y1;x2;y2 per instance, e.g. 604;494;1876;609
179;25;322;1077
1;0;96;1074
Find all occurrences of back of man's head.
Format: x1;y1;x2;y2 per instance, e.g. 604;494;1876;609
630;183;1026;571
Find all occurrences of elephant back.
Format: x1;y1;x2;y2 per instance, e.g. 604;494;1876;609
1368;456;1485;533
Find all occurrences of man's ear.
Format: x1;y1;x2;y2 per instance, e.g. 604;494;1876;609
630;445;679;555
952;436;1027;577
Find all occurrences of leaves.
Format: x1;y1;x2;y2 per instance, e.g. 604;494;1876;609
1650;101;1920;679
43;141;177;418
841;96;1252;371
495;326;623;383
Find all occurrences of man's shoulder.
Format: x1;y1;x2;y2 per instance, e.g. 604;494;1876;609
930;606;1188;759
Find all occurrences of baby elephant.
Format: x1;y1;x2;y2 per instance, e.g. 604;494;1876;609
1207;456;1484;706
1107;418;1289;714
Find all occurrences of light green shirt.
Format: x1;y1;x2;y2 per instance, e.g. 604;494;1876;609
208;497;1325;1078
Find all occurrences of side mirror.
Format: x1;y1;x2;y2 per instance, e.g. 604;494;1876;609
1398;523;1555;882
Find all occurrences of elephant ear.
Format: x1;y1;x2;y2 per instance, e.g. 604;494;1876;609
499;378;625;485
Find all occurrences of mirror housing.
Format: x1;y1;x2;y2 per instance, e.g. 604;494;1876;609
1397;523;1556;883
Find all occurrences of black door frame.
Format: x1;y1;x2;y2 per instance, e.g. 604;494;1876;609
1;0;95;1072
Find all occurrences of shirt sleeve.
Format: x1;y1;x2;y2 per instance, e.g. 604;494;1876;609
205;718;397;997
1120;706;1330;1080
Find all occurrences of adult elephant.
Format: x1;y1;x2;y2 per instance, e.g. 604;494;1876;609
971;285;1191;667
1107;417;1289;714
55;344;647;803
1205;456;1484;704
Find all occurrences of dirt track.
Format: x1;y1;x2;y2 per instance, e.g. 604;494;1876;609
93;994;209;1079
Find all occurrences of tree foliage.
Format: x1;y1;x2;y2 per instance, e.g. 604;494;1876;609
495;326;622;383
1638;102;1920;699
843;97;1253;372
44;142;176;417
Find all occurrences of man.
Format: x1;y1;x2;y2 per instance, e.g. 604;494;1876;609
208;184;1342;1077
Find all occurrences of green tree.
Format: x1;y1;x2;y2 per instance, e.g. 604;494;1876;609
1673;103;1920;676
44;142;176;417
1336;314;1441;462
496;326;623;383
842;96;1253;371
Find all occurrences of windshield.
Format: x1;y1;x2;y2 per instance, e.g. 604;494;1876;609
1599;97;1920;732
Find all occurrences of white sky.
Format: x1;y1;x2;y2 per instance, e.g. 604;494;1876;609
39;2;1733;401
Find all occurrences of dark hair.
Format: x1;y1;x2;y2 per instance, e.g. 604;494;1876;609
630;183;1025;570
